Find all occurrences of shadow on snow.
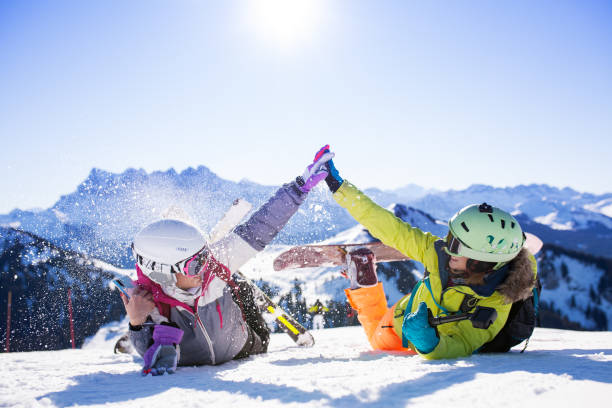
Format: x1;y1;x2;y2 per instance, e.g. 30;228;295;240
39;347;612;407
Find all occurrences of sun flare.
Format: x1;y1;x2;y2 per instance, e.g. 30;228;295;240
245;0;324;51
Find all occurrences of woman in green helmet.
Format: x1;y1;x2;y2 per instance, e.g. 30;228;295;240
318;146;538;359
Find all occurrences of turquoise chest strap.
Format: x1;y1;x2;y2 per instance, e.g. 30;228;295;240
405;277;449;316
424;277;449;315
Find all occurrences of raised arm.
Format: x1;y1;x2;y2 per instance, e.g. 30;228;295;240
211;147;335;272
320;146;440;267
333;181;440;266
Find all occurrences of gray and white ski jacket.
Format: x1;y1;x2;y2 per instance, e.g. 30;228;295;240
129;181;307;366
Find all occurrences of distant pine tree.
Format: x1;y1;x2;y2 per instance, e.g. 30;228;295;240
0;227;125;352
279;278;309;327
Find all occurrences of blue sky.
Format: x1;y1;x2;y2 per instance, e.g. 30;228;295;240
1;0;611;213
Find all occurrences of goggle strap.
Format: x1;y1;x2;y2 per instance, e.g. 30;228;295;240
135;253;177;275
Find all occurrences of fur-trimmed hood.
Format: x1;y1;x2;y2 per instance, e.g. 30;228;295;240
496;248;537;303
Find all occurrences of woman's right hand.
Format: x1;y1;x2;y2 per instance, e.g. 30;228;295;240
121;287;155;326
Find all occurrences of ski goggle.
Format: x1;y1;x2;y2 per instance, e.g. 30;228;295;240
132;244;212;285
444;232;525;265
445;234;469;258
180;246;212;277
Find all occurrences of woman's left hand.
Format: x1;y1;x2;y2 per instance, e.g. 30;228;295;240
401;302;439;354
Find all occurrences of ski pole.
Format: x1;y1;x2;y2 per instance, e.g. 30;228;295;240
428;306;498;330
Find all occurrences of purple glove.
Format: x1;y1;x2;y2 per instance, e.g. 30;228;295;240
297;144;335;193
142;324;184;376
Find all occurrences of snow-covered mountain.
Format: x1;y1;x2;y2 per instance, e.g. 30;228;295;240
372;183;612;258
363;184;612;258
2;168;611;264
409;183;612;231
0;167;357;267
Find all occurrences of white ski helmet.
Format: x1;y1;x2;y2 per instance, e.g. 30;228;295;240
131;219;208;285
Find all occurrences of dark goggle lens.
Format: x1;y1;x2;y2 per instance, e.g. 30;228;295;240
447;236;462;254
182;248;211;276
186;257;205;275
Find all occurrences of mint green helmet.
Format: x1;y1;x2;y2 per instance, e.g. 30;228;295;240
444;203;525;263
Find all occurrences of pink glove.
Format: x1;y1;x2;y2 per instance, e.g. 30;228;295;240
297;145;335;193
142;324;184;376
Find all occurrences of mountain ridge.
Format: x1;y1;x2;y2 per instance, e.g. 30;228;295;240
2;165;612;263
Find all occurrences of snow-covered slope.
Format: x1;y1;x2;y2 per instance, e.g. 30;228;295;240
537;246;612;330
585;198;612;218
0;227;131;352
241;203;446;310
1;323;610;408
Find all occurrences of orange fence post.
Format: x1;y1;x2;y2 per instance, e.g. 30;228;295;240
5;291;11;352
68;288;75;349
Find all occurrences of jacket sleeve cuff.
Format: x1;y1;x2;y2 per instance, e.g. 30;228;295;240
129;322;143;331
332;180;352;203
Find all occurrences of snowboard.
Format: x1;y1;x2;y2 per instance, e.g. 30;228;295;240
273;241;409;271
524;232;543;256
273;232;544;271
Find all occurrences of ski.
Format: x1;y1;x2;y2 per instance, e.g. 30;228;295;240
237;270;315;347
211;199;314;347
208;198;253;243
273;241;409;271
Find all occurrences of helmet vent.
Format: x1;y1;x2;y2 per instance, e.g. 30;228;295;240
461;222;470;232
501;219;506;229
488;214;494;222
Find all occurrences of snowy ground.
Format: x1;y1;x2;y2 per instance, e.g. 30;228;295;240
1;324;611;408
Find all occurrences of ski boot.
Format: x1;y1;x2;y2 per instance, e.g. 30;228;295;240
344;247;378;289
114;333;133;354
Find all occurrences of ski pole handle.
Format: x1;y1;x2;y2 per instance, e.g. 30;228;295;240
428;306;498;329
428;309;471;326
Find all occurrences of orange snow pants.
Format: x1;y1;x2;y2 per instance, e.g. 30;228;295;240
345;283;416;354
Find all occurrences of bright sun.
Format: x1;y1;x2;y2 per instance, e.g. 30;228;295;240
244;0;325;51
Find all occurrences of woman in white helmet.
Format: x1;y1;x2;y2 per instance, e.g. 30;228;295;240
318;146;538;359
122;146;334;375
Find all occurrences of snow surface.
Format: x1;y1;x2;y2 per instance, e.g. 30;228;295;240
1;321;611;408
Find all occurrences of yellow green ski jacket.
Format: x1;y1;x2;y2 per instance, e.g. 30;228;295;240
334;181;537;359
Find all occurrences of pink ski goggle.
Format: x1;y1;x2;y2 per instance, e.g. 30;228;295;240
180;246;212;276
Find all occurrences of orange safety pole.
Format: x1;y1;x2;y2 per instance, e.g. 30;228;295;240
5;291;11;352
67;288;75;349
